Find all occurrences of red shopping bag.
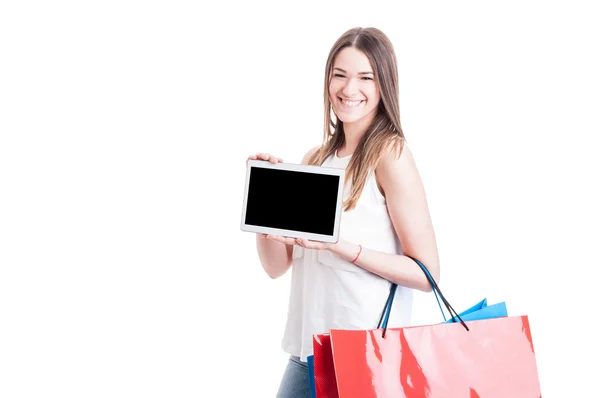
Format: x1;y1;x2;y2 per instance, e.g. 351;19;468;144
311;333;338;398
330;315;541;397
309;256;542;397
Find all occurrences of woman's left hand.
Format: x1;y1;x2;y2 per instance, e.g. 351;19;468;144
264;235;332;251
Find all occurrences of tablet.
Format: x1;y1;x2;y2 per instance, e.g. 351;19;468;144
240;160;346;243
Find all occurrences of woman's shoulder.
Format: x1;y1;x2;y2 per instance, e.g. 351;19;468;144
375;139;419;190
376;137;410;169
301;145;322;165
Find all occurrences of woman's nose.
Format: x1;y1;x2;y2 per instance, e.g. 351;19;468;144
342;78;359;97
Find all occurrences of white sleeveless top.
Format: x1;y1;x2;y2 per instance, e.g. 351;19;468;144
281;151;414;361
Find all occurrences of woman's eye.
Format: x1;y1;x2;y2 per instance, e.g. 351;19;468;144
334;74;345;78
361;77;374;81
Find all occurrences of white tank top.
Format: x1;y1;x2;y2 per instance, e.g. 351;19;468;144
281;151;414;361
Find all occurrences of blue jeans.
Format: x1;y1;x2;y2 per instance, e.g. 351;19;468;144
276;356;311;398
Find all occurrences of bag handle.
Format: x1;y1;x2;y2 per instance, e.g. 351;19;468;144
377;267;446;330
377;256;469;337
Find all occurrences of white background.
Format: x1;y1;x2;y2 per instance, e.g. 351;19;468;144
1;0;598;397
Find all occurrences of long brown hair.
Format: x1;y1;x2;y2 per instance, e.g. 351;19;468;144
308;27;405;211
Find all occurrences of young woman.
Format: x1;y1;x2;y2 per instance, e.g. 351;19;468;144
247;27;440;397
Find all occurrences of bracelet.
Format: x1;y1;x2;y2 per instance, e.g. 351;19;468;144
351;244;363;263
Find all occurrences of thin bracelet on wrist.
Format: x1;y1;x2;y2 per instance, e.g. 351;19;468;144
351;244;363;263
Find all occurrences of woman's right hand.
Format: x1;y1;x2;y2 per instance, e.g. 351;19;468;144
246;153;283;166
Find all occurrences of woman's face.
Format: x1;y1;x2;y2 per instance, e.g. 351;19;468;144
329;47;381;125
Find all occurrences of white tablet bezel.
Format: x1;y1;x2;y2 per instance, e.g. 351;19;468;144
240;159;346;243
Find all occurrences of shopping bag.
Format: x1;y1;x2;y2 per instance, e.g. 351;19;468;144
308;256;523;397
309;333;337;398
443;298;508;323
329;315;541;397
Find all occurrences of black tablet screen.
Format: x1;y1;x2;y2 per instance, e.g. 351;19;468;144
245;167;341;235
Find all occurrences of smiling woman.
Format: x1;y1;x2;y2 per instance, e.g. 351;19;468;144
246;27;440;398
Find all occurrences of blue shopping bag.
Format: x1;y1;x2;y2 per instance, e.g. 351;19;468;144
308;256;508;398
444;298;508;323
307;355;316;398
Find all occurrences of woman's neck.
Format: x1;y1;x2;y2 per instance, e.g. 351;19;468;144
339;114;373;155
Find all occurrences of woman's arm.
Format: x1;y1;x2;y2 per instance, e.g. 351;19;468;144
329;143;440;292
256;233;293;279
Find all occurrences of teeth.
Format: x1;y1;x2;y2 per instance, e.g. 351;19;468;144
342;99;362;107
